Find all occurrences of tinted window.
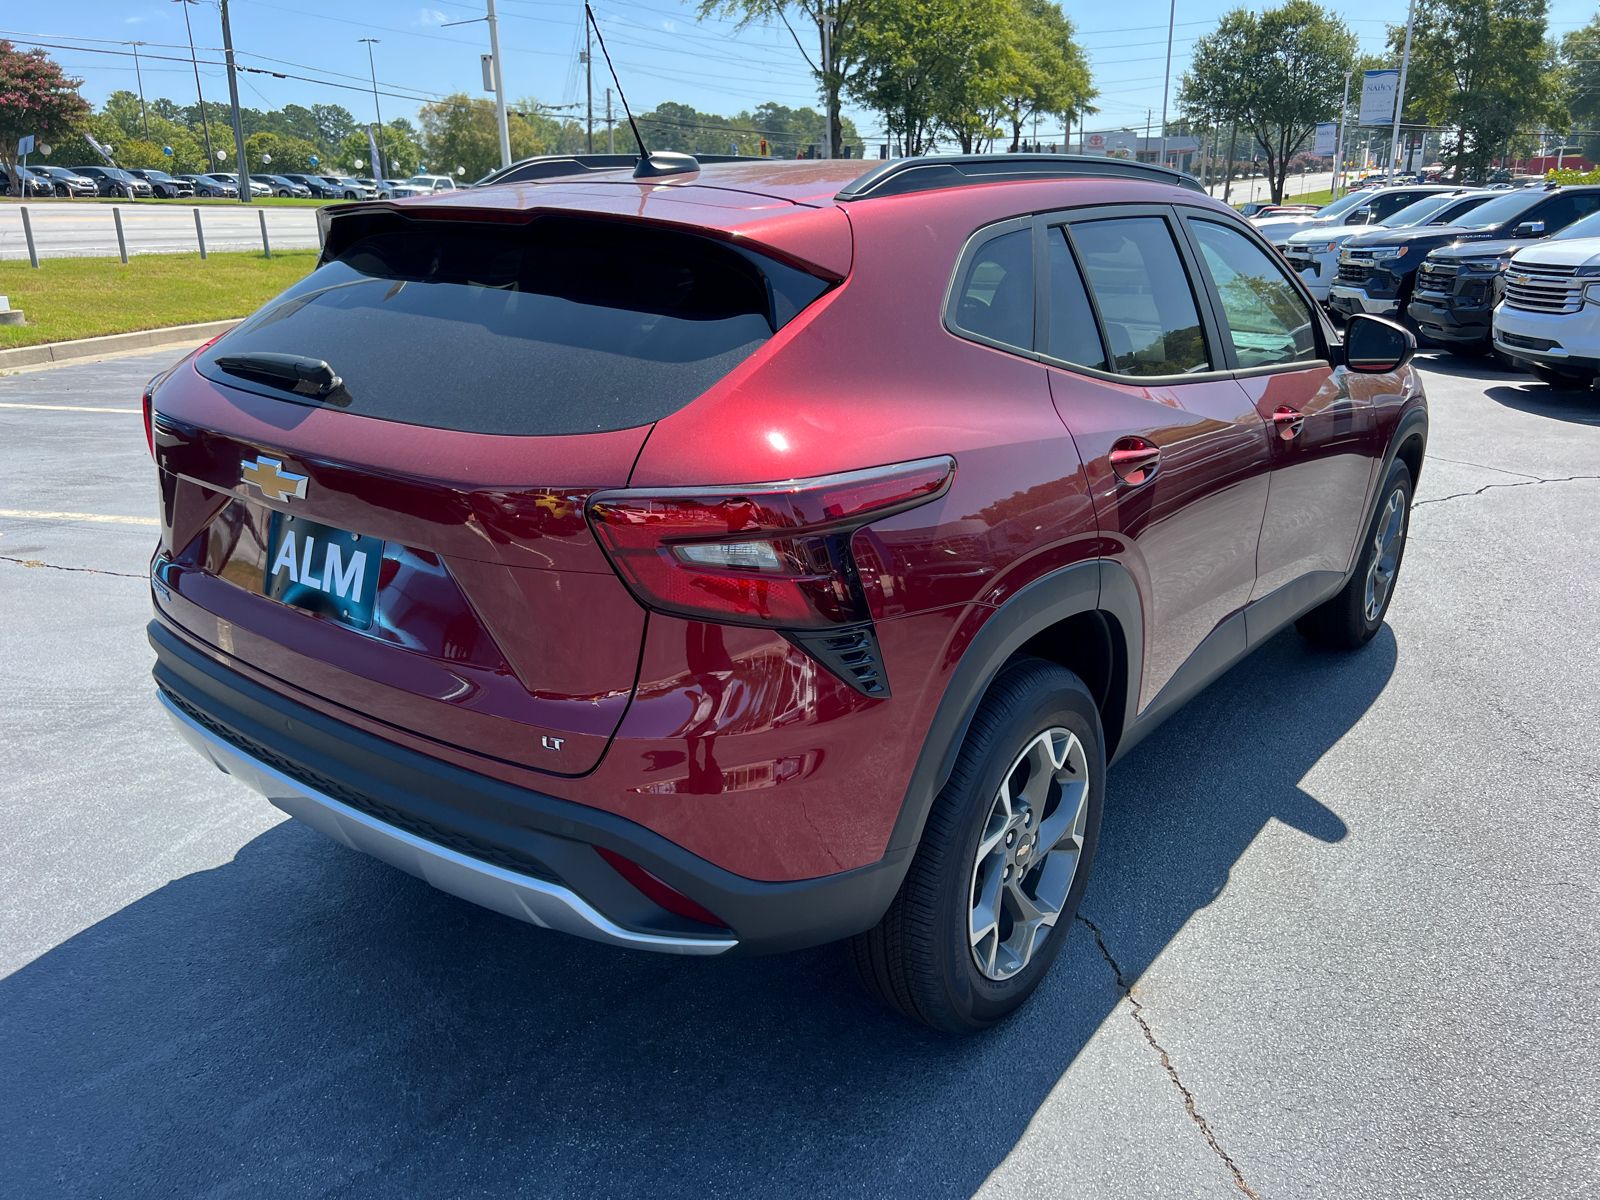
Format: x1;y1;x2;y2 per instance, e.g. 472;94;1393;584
1369;191;1434;221
1378;193;1458;227
1071;217;1210;376
1453;191;1543;229
1190;220;1317;369
1045;229;1107;370
1529;192;1600;234
1552;210;1600;240
1427;194;1494;225
197;216;829;436
949;228;1033;350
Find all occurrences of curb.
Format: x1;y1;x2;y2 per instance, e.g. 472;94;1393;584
0;319;240;370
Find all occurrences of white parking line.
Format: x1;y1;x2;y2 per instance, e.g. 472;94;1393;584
0;508;159;526
0;403;140;413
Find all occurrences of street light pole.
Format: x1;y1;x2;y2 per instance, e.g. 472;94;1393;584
359;38;383;179
1158;0;1175;167
1333;69;1351;198
219;0;252;204
1389;0;1417;176
173;0;214;166
486;0;512;168
130;42;150;138
584;20;594;152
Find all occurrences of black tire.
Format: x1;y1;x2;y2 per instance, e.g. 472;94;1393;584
1530;365;1595;391
851;658;1105;1033
1297;458;1412;649
344;189;358;199
277;189;290;197
54;184;69;198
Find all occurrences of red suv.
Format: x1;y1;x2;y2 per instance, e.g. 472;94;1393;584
146;154;1426;1031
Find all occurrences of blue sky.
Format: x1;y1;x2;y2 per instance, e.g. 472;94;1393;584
8;0;1599;147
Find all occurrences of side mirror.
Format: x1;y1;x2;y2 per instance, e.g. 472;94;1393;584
1513;220;1546;237
1344;314;1415;374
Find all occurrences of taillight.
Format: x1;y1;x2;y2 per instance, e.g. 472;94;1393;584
141;387;155;457
144;334;222;458
586;456;954;628
596;847;726;928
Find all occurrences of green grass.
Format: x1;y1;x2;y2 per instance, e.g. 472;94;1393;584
0;250;316;349
1;195;329;208
1283;187;1335;206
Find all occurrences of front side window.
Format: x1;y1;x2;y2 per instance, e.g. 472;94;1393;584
1189;219;1318;369
1070;216;1210;376
949;227;1034;351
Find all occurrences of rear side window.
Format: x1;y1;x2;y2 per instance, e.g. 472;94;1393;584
196;216;829;435
1045;229;1108;371
1071;217;1211;376
949;228;1033;351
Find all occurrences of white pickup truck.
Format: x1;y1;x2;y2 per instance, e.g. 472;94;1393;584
1493;231;1600;389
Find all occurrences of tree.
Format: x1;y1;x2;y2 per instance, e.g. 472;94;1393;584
336;124;421;178
0;40;91;194
1180;2;1356;202
311;103;358;149
997;0;1093;153
244;131;322;174
1559;15;1600;162
699;0;866;158
418;94;542;180
1389;0;1557;183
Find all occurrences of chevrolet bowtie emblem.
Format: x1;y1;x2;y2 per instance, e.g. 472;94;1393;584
240;456;308;503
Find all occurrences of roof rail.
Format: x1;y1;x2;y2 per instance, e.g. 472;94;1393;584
834;153;1204;201
475;152;765;188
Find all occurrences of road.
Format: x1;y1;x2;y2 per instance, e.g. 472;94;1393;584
0;202;320;261
1205;168;1337;203
2;348;1597;1198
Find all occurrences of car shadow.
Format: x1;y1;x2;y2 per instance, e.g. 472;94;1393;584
4;629;1393;1198
1484;382;1600;425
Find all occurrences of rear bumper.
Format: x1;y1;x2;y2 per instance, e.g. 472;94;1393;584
151;620;908;955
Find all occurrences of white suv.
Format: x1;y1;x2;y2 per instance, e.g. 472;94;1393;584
1493;211;1600;389
404;175;457;193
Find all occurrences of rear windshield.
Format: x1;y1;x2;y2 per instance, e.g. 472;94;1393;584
196;215;830;435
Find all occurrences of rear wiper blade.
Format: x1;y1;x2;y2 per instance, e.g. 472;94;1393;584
213;352;345;400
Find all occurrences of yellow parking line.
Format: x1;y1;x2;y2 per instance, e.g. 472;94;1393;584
0;508;159;526
0;403;140;413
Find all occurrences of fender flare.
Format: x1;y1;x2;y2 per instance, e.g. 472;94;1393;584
883;559;1144;858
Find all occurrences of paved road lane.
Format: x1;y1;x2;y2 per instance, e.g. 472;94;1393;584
2;348;1596;1199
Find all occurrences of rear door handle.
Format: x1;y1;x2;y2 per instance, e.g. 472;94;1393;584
1109;437;1161;486
1271;406;1306;440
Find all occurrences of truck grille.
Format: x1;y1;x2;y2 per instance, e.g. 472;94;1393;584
1504;264;1583;314
1415;261;1457;298
1337;254;1375;285
1284;251;1320;277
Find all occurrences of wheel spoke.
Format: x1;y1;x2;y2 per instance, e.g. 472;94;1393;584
1005;877;1060;969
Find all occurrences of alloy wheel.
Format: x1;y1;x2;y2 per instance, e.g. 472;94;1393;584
968;726;1091;981
1363;486;1407;622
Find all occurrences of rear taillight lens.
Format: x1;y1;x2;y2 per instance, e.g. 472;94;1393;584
141;387;155;457
586;456;955;628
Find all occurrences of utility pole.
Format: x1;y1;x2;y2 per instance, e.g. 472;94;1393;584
130;42;150;138
1389;0;1417;175
359;38;383;179
821;13;834;158
606;87;615;153
486;0;512;168
173;0;214;167
584;20;594;152
1334;69;1351;198
219;0;252;204
1223;118;1237;201
1158;0;1175;167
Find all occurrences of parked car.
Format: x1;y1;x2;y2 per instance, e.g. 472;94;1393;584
178;173;237;198
205;172;270;198
279;173;340;199
403;174;458;193
319;175;377;199
0;163;54;197
1282;190;1496;304
128;168;196;199
250;173;312;198
1488;212;1600;388
30;165;98;197
1251;184;1457;249
145;153;1425;1032
355;177;381;191
71;165;155;199
376;178;423;199
1392;185;1600;336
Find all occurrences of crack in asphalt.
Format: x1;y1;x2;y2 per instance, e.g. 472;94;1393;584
0;554;143;578
1077;914;1262;1200
1412;473;1600;509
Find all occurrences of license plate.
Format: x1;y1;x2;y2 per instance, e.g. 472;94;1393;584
263;513;380;630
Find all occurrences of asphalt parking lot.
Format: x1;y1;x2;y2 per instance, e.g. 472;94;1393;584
2;347;1596;1199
